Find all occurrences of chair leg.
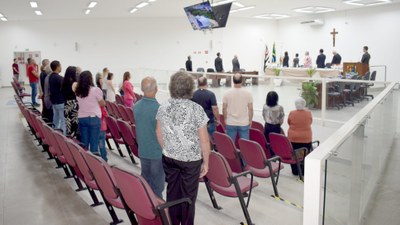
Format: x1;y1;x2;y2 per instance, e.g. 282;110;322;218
124;144;137;164
267;163;280;197
296;161;304;181
43;145;54;160
69;167;86;192
87;188;104;207
62;165;73;179
113;140;126;158
106;139;113;150
233;181;254;225
204;182;222;210
104;199;123;225
117;189;138;225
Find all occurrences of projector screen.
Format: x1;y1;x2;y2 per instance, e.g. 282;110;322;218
184;2;219;30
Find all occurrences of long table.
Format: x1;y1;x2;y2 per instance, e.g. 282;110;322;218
265;67;341;78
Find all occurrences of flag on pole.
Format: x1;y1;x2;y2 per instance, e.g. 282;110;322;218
272;42;276;63
263;45;270;72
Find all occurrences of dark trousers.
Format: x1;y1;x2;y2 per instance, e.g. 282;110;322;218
162;156;202;225
290;142;312;175
264;123;282;156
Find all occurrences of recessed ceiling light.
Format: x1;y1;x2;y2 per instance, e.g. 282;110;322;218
85;9;91;15
0;13;3;17
30;1;38;8
230;5;254;13
254;13;290;19
343;0;392;6
294;6;335;13
35;10;42;15
130;8;138;13
1;17;7;22
88;1;97;8
136;2;149;8
233;2;245;7
212;0;234;6
148;0;157;2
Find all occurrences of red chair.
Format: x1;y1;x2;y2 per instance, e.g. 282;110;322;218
105;100;114;117
219;114;226;128
105;116;127;158
238;139;283;197
249;128;271;159
134;92;143;102
116;119;139;164
112;166;192;225
115;94;124;105
124;106;135;124
67;140;103;207
83;152;124;225
251;121;264;133
269;133;307;181
117;104;130;122
213;131;243;173
205;152;258;225
111;103;121;119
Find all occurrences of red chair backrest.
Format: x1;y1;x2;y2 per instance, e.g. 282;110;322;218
50;130;65;157
83;152;120;205
105;101;114;116
206;152;233;188
67;141;97;189
269;133;294;161
112;166;162;224
216;123;226;133
42;124;58;157
219;114;226;128
249;128;271;159
124;106;135;124
53;131;77;167
213;131;243;173
106;116;123;140
115;95;124;105
238;139;267;170
251;121;264;133
117;104;130;122
111;103;121;119
116;119;139;157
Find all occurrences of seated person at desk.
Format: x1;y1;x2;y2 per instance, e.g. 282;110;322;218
287;98;313;176
263;91;284;144
331;50;342;66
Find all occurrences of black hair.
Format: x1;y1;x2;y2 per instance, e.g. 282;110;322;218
27;58;32;64
320;49;324;53
295;53;299;57
217;52;220;57
75;71;94;98
107;72;113;80
62;66;77;92
266;91;279;107
50;60;61;71
284;51;288;56
233;74;242;84
364;46;368;51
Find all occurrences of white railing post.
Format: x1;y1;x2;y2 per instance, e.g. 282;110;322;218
321;79;327;126
303;157;323;225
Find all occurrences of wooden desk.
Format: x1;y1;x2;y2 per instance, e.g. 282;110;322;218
225;71;259;87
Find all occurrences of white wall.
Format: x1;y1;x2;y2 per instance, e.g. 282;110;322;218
0;17;277;87
1;3;399;87
277;3;400;82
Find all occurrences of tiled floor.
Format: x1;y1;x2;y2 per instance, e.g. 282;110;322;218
0;83;395;225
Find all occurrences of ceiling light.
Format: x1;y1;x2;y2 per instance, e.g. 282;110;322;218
88;1;97;8
148;0;157;2
254;13;290;19
212;0;234;6
343;0;392;6
0;13;3;17
233;2;245;7
35;10;42;15
1;17;7;22
343;0;365;5
130;8;138;13
230;5;254;13
136;2;149;8
30;1;38;8
294;6;335;13
85;9;91;15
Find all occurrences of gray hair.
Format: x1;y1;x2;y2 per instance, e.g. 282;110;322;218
305;51;309;56
141;76;157;93
169;71;194;99
295;97;306;110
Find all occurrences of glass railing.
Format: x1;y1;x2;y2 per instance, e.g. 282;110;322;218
303;82;399;225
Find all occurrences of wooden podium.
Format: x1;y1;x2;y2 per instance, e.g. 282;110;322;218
342;62;369;76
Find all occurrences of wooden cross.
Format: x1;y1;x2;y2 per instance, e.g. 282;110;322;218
330;28;338;47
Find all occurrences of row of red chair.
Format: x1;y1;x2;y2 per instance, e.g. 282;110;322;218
15;95;189;225
106;100;135;124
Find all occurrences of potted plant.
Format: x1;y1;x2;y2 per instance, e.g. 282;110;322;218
272;68;283;86
306;68;317;77
301;81;319;108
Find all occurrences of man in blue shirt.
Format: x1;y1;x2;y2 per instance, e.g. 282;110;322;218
133;77;164;198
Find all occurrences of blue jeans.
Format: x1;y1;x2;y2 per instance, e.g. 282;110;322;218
78;117;101;154
30;82;38;104
52;103;66;135
226;125;250;141
98;130;107;161
140;158;165;199
207;122;216;141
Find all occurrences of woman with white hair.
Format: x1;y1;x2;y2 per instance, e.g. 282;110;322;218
303;51;312;68
287;97;313;176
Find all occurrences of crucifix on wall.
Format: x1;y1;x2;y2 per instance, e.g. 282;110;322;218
330;28;338;47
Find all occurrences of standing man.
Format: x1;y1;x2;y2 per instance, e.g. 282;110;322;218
185;56;193;72
12;58;19;81
316;49;326;68
192;76;220;140
232;55;240;72
27;58;40;107
293;53;300;67
331;50;342;66
361;46;371;65
215;52;223;86
222;73;253;141
134;77;165;198
49;60;66;134
39;59;53;122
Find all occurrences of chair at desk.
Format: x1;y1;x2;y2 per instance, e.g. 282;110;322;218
196;67;205;72
365;71;376;100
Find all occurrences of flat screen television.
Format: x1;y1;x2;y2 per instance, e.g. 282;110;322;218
184;1;219;30
212;2;232;29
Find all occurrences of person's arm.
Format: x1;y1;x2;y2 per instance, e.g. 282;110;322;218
125;82;135;97
13;65;19;74
222;103;228;125
155;120;164;148
198;125;211;178
279;106;285;125
212;106;220;124
248;102;253;125
32;67;39;78
108;80;116;93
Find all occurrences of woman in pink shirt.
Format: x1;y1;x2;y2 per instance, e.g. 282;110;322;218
123;71;136;107
303;51;312;68
74;71;105;154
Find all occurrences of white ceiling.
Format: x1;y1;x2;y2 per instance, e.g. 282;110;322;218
0;0;399;21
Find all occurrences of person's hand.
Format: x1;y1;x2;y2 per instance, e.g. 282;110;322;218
199;162;209;178
38;94;43;99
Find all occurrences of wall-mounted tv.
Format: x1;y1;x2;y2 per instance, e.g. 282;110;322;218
184;1;219;30
212;2;232;29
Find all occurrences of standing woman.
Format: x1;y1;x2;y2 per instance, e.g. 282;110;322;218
106;72;116;102
74;71;105;154
62;66;79;138
263;91;285;143
123;71;136;107
156;71;210;225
